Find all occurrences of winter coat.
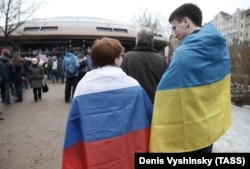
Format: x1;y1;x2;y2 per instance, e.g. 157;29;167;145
0;56;15;82
13;63;23;84
121;45;167;103
0;60;10;82
28;64;44;88
62;52;79;78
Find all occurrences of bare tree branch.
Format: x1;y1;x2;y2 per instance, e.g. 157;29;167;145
130;8;171;39
0;0;44;46
230;42;250;105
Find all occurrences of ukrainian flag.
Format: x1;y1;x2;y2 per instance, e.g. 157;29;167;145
62;67;153;169
150;23;231;152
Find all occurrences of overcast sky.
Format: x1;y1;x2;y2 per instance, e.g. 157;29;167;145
31;0;250;24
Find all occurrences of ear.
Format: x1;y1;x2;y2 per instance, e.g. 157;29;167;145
114;57;119;65
114;56;122;67
183;17;190;28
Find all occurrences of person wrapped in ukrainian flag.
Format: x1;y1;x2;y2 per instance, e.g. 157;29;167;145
150;3;231;153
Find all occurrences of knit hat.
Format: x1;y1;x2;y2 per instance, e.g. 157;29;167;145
31;58;38;64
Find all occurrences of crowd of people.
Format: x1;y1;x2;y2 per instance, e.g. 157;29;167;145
62;3;231;169
0;3;232;169
0;47;92;117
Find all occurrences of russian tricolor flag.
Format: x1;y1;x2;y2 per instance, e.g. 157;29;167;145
150;23;231;152
62;67;153;169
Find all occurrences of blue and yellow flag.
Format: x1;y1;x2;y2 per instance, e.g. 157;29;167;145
150;23;231;152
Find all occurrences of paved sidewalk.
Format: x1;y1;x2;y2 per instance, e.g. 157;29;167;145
0;82;69;169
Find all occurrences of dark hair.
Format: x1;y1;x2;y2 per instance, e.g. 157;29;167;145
68;48;74;53
90;37;124;67
168;3;202;27
137;27;154;46
3;51;10;58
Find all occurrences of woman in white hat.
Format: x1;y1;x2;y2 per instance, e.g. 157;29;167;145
28;57;44;102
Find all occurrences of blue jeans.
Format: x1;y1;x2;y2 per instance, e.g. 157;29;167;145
3;82;10;104
15;82;23;101
51;70;59;82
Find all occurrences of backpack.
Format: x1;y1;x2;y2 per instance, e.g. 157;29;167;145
52;60;58;70
66;57;77;76
78;59;89;78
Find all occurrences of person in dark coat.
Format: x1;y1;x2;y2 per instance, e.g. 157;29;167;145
121;27;167;103
22;57;30;89
0;59;10;105
78;54;88;82
28;57;44;102
0;52;15;105
61;49;79;103
12;53;24;102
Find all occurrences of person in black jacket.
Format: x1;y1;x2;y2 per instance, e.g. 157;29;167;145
0;59;10;105
0;60;9;83
12;53;25;102
121;27;167;103
0;52;15;105
78;54;89;82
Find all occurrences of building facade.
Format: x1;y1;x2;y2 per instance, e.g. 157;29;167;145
0;16;168;56
212;8;250;46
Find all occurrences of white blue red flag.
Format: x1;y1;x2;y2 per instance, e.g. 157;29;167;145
62;67;153;169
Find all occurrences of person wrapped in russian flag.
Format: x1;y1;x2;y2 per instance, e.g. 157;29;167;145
62;37;153;169
150;3;231;153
